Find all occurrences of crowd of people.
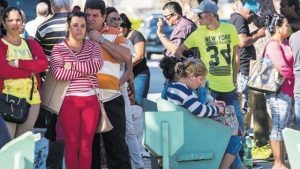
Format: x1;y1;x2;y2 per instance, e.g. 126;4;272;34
0;0;300;169
158;0;300;169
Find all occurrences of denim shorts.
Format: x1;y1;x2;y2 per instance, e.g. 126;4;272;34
265;92;292;141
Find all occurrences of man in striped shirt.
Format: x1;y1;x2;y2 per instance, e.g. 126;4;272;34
35;0;70;59
84;0;132;169
35;0;71;168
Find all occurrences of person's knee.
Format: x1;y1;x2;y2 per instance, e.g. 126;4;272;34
226;136;242;156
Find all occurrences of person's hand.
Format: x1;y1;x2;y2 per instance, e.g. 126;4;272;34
209;100;226;107
256;27;266;38
156;18;164;37
87;30;101;43
218;106;225;115
8;60;19;68
214;100;226;107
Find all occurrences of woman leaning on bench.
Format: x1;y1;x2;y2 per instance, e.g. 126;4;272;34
159;56;246;169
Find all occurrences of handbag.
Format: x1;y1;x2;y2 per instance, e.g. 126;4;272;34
0;77;34;124
212;105;239;135
96;100;113;133
247;41;285;94
0;39;35;124
40;72;69;115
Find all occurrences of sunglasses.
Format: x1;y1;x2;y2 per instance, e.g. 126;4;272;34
109;17;122;22
163;13;175;21
197;13;208;19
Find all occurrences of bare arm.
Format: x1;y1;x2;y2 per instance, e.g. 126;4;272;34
132;41;145;66
101;40;130;63
174;43;189;57
157;18;179;55
88;30;129;62
238;28;265;47
232;45;240;85
158;35;179;55
120;53;133;85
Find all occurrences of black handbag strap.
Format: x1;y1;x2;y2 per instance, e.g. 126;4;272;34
25;39;35;101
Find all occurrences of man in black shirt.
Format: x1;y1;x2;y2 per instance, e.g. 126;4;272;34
229;4;265;122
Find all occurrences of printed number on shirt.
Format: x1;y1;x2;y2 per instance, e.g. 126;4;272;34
207;44;231;66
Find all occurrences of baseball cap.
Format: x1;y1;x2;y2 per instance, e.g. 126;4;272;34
192;0;219;15
243;0;258;12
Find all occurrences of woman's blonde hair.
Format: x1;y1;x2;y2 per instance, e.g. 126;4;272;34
175;58;207;78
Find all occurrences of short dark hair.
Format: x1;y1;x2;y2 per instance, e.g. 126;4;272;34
106;7;118;16
162;1;183;16
2;7;23;35
67;11;87;26
120;13;132;30
84;0;106;16
0;0;8;9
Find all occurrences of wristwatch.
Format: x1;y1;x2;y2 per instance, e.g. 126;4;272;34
98;35;106;43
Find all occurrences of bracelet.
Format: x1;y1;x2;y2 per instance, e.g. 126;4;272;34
98;35;106;43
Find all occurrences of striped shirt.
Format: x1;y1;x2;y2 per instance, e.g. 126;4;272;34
50;39;103;96
35;12;69;59
166;82;220;117
96;25;127;102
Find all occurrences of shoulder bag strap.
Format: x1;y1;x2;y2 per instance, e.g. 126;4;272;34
62;41;102;103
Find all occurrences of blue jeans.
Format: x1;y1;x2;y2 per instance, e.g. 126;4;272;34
210;90;244;134
236;73;249;114
266;92;292;141
134;72;150;106
226;136;243;169
121;84;144;168
294;94;300;130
